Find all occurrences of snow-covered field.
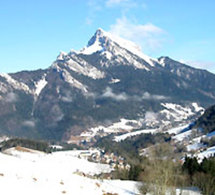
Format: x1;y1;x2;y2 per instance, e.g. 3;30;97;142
0;145;204;195
196;146;215;162
165;124;190;135
172;130;193;142
81;118;142;137
114;128;159;142
0;147;140;195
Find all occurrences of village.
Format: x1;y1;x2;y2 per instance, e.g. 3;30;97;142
76;148;131;171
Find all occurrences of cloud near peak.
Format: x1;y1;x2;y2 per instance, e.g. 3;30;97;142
180;60;215;73
109;16;166;53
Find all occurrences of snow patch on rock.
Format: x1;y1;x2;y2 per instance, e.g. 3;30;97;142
57;51;67;60
192;102;204;113
66;56;105;79
62;69;88;93
109;78;120;84
34;75;48;96
80;39;103;55
158;57;166;67
0;73;31;93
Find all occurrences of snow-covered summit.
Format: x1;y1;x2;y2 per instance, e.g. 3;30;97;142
53;28;161;71
52;28;160;78
57;51;67;60
80;28;157;67
79;28;111;55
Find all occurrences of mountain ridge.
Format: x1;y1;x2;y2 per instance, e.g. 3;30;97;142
0;28;215;141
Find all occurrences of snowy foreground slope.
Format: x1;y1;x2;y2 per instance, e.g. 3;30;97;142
0;148;139;195
0;147;201;195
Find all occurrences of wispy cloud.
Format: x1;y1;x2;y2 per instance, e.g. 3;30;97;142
101;88;168;101
61;91;73;103
86;0;103;25
109;16;166;53
86;0;138;25
102;87;128;101
142;92;168;101
180;60;215;73
106;0;135;8
106;0;126;6
22;120;35;128
51;105;64;122
5;92;18;103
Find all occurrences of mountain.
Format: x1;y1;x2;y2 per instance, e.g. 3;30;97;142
0;28;215;141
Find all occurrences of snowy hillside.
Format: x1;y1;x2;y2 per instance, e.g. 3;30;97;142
0;146;203;195
0;147;140;195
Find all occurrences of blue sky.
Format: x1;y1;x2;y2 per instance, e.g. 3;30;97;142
0;0;215;73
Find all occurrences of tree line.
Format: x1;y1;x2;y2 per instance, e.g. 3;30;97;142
0;138;51;153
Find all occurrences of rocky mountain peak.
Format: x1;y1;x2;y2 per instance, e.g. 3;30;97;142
87;28;106;47
79;28;157;68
